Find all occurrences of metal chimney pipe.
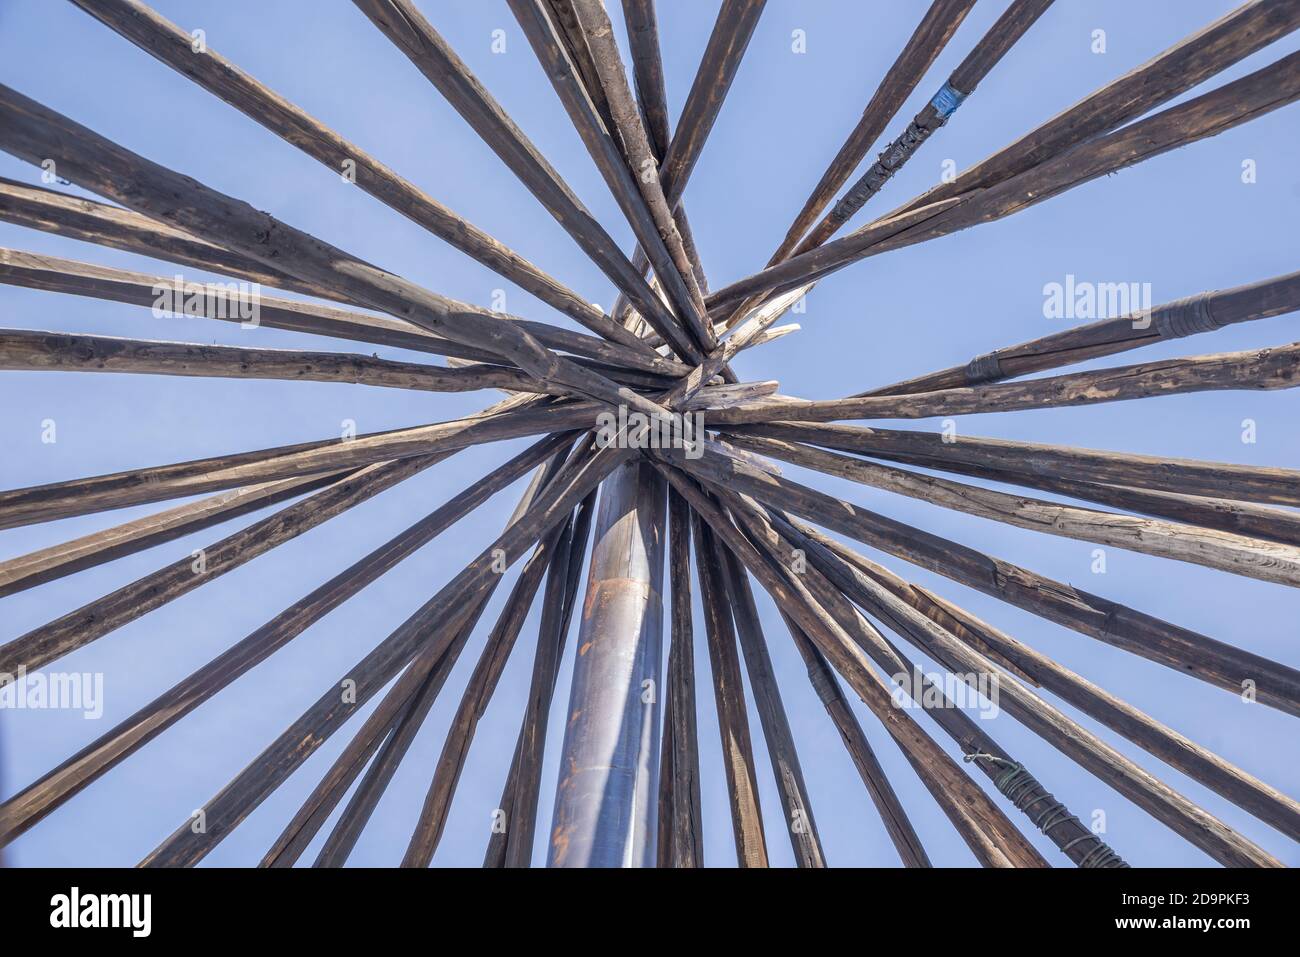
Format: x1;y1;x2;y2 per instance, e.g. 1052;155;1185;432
547;459;666;867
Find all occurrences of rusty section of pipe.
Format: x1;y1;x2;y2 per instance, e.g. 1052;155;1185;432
547;459;666;867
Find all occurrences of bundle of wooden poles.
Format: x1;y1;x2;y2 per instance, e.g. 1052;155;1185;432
1;0;1298;868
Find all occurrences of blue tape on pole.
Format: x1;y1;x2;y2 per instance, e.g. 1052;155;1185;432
930;81;967;119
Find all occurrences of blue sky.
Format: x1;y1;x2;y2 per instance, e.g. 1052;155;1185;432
1;0;1297;867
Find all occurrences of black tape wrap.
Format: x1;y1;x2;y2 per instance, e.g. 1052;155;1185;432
1155;292;1222;339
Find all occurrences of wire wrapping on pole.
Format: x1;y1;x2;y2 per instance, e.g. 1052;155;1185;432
963;752;1129;868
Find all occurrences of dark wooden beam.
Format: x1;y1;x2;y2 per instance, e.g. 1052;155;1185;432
0;247;690;378
691;511;769;867
69;0;645;349
0;328;552;395
778;611;931;867
0;471;347;599
716;537;826;867
137;441;630;866
0;433;572;849
656;487;704;867
738;421;1300;509
725;433;1300;588
791;0;1053;255
769;0;977;263
709;341;1300;425
0;83;669;415
667;445;1300;717
894;0;1300;215
662;468;1042;867
862;270;1300;395
783;516;1300;844
349;0;697;363
0;394;586;528
706;51;1300;311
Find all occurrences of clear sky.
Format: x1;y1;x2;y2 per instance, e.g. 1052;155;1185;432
1;0;1297;867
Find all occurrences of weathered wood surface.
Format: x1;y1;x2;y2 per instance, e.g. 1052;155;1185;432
667;445;1300;717
138;441;630;867
664;468;1040;867
656;487;703;867
0;83;669;416
726;433;1300;588
706;51;1300;310
0;435;572;849
480;488;592;868
718;540;826;867
770;513;1038;687
0;248;690;379
691;512;769;867
779;612;931;867
571;0;715;351
70;0;644;349
401;518;570;867
486;489;595;867
0;328;553;395
710;341;1300;425
793;0;1054;255
508;0;707;356
788;518;1300;844
863;270;1300;395
894;0;1300;215
0;394;587;528
768;507;1278;868
266;594;490;868
0;455;438;678
0;176;343;303
0;471;346;599
349;0;697;363
727;493;1123;869
769;0;976;262
259;446;572;867
738;421;1300;509
658;0;766;208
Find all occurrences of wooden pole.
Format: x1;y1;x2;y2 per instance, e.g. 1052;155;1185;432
791;0;1054;255
0;471;346;599
349;0;698;363
709;341;1300;425
692;512;769;867
778;612;931;867
656;488;704;867
659;468;1040;867
740;421;1300;508
861;271;1300;395
139;442;631;866
0;83;670;415
69;0;643;349
667;445;1300;716
717;539;826;867
892;0;1300;216
0;433;572;849
782;516;1300;843
706;51;1300;311
724;433;1300;588
0;248;690;379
